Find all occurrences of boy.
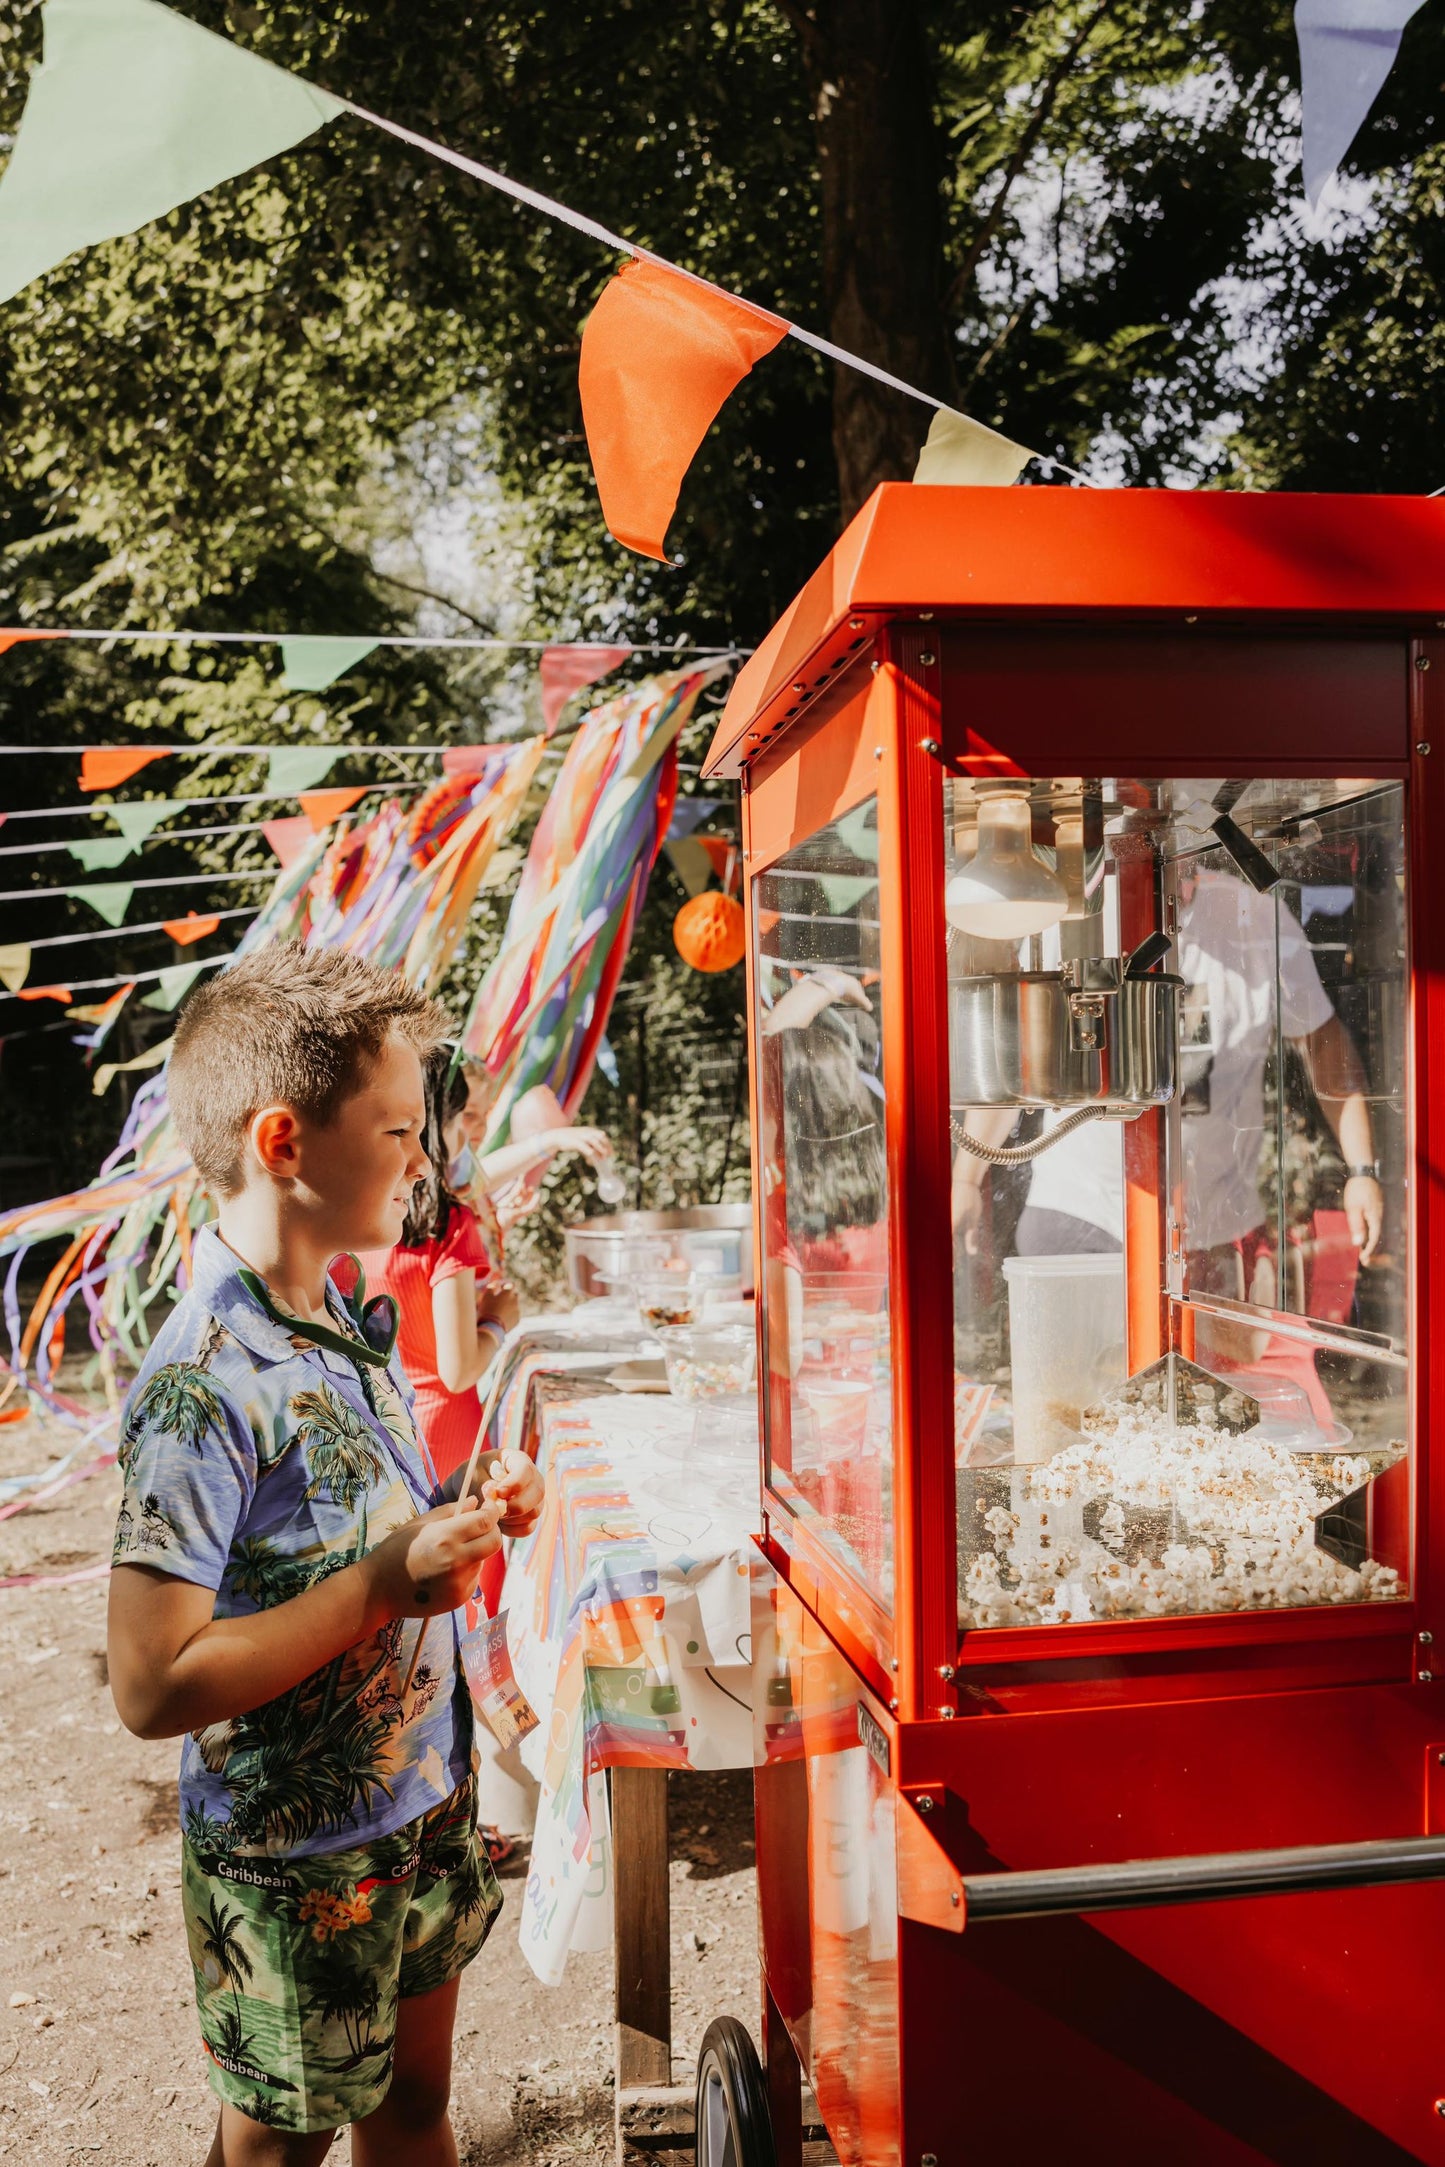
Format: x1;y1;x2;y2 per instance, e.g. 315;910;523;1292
107;944;544;2165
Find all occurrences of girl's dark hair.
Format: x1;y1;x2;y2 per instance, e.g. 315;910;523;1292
399;1052;470;1247
782;1004;886;1233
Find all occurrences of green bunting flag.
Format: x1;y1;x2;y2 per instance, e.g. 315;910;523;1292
64;881;135;926
265;745;343;796
0;0;346;304
67;836;137;871
280;637;381;691
142;959;205;1010
664;838;713;900
107;797;181;845
818;873;878;914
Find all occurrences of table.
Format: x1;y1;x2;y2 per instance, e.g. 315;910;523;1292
496;1387;760;2149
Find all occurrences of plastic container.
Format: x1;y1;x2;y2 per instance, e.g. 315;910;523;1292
690;1393;759;1463
563;1206;754;1299
655;1323;758;1402
636;1274;700;1332
1002;1253;1125;1465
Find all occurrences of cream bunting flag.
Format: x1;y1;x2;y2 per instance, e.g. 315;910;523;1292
912;406;1032;488
0;944;30;993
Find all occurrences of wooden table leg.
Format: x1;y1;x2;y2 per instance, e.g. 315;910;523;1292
613;1765;693;2158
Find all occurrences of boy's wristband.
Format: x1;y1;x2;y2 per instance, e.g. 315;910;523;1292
477;1319;507;1354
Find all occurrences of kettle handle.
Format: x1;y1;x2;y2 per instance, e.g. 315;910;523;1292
1124;929;1173;978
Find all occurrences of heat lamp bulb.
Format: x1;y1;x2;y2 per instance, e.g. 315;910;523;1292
944;791;1068;940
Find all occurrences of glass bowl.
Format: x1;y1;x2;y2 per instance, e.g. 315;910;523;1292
635;1273;700;1331
655;1323;757;1402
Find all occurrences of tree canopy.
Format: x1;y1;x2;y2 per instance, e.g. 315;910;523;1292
1;0;1441;1217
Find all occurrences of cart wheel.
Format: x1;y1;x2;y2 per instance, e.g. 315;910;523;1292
695;2015;775;2167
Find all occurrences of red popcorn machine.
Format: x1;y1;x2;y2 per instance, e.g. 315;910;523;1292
694;486;1445;2166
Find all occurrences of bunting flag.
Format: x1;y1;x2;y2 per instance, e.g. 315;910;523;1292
162;910;221;944
665;832;740;900
108;797;181;845
280;636;381;691
142;960;205;1010
539;644;631;734
665;836;714;900
0;946;31;993
261;814;318;868
68;984;135;1023
17;984;72;1003
0;0;344;303
299;784;370;831
93;1039;171;1097
68;980;137;1051
64;881;134;926
265;746;342;797
913;405;1032;487
579;261;788;560
0;631;63;657
441;747;497;778
80;746;173;792
667;796;723;841
67;836;137;872
461;668;708;1139
1295;0;1426;204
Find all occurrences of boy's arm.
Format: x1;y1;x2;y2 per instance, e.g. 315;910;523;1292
108;1495;502;1741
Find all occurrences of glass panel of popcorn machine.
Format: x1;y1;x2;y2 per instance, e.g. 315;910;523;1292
949;776;1410;1633
755;799;893;1611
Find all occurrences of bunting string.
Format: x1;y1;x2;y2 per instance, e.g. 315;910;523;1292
0;868;275;904
0;783;425;825
0;907;254;959
0;676;700;1407
0;627;740;656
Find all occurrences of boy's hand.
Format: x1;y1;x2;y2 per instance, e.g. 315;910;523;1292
478;1448;545;1537
368;1496;503;1619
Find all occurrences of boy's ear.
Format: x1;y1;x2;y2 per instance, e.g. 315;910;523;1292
248;1105;303;1179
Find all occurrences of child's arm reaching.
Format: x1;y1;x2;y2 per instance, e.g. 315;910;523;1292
107;1495;502;1742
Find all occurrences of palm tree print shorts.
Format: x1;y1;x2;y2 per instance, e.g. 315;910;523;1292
181;1773;502;2132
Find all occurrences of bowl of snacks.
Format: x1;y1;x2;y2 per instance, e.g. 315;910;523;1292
655;1323;757;1402
635;1273;699;1332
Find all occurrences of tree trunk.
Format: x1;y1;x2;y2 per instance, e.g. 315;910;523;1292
793;0;955;523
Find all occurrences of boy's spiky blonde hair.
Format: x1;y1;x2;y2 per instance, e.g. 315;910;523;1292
169;944;450;1195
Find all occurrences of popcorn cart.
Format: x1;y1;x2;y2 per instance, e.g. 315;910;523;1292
694;487;1445;2166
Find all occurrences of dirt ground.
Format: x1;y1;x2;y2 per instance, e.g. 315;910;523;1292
0;1404;811;2166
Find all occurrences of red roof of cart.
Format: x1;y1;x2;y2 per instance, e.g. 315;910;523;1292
704;484;1445;778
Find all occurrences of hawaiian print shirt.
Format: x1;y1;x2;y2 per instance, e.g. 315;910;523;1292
112;1225;473;1860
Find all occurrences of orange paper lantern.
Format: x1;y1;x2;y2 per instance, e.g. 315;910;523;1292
674;890;745;973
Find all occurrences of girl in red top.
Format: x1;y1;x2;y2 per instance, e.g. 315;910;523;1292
378;1057;519;1490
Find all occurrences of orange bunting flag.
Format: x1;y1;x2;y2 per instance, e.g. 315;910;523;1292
579;258;787;560
298;785;369;833
262;815;316;869
67;983;136;1026
79;746;174;792
538;644;631;734
162;911;221;946
441;747;496;778
18;984;72;1003
0;630;61;657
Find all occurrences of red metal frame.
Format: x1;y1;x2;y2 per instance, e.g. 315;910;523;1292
711;488;1445;2165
